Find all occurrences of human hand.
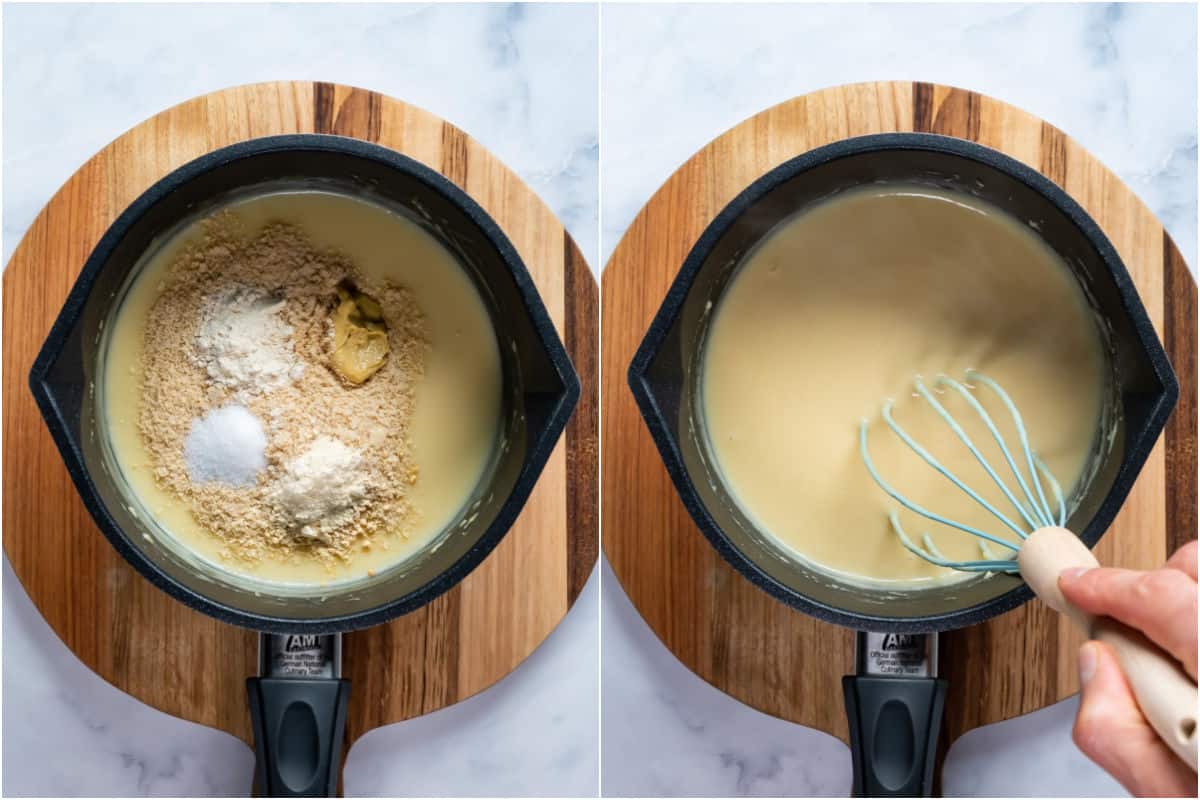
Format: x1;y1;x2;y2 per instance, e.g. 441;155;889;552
1058;540;1198;797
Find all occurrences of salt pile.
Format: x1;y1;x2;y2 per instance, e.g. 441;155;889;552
184;404;268;486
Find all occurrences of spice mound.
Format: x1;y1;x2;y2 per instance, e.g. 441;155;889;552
138;212;429;567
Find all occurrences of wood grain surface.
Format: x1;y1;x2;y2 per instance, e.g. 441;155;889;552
2;82;598;757
601;81;1197;782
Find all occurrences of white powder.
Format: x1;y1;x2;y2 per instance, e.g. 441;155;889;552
270;436;371;542
185;404;268;486
194;287;303;395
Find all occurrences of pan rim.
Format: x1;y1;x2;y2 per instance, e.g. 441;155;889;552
29;133;581;634
627;131;1178;633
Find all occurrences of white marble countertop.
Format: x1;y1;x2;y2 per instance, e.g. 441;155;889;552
5;3;1197;798
600;3;1196;797
2;3;598;797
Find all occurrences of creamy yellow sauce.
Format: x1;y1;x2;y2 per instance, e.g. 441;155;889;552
101;190;503;588
702;186;1106;587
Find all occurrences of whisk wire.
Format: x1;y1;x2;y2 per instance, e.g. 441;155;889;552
859;371;1068;576
931;375;1054;528
888;512;1019;573
858;420;1023;554
965;371;1057;526
1033;454;1068;527
914;377;1043;532
880;403;1028;540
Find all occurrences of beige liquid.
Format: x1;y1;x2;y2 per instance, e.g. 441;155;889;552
702;186;1106;587
102;190;503;587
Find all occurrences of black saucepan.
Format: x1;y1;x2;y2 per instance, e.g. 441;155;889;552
628;133;1177;797
31;135;580;796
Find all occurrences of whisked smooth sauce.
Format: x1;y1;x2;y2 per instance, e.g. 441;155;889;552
701;186;1106;587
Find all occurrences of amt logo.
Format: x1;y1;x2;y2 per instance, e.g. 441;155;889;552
285;634;320;652
881;634;920;651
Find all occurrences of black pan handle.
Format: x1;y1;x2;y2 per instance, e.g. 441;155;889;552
247;676;350;797
843;674;946;797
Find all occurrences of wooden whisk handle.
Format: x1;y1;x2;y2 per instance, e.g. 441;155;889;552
1018;526;1198;772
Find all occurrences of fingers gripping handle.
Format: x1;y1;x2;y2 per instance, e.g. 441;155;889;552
1019;526;1198;771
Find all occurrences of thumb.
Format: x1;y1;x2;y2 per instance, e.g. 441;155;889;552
1073;642;1197;797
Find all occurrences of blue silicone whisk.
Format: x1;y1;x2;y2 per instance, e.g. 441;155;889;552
859;370;1197;771
859;370;1062;574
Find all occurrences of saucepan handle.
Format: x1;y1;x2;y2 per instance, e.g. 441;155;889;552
843;673;947;797
247;634;351;797
1019;526;1198;771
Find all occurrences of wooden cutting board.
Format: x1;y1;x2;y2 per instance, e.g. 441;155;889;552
602;81;1196;788
3;82;598;766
